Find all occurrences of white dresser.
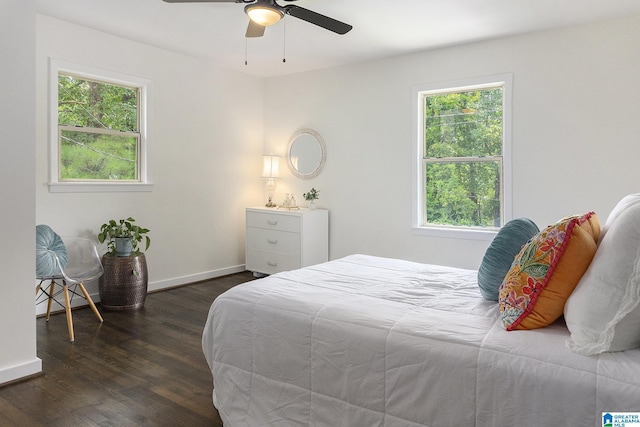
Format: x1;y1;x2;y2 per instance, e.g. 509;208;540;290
245;207;329;276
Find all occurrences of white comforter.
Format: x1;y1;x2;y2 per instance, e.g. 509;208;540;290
202;254;640;426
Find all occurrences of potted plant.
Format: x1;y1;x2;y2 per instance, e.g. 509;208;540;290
98;217;151;311
303;188;320;210
98;217;151;257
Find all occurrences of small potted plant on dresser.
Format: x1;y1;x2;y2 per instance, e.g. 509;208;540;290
97;217;151;311
303;188;320;209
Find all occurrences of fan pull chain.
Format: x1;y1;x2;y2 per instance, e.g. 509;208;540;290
245;37;248;65
282;17;286;63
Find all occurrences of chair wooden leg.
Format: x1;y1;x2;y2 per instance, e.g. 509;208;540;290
62;283;75;342
77;282;103;323
46;281;55;321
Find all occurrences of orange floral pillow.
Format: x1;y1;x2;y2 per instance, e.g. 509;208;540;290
498;212;600;331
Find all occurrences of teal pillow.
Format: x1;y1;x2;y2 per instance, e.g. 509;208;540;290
477;218;539;301
36;225;67;278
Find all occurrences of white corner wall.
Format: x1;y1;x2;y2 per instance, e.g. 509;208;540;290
0;0;41;384
35;15;264;308
264;14;640;269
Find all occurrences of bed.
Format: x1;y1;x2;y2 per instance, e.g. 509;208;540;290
202;254;640;426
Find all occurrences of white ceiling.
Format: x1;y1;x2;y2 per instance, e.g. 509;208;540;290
36;0;640;77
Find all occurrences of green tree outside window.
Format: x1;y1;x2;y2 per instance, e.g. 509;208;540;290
58;74;139;181
423;87;503;228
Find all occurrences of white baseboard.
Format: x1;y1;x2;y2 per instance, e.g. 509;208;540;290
0;358;42;386
147;264;246;292
35;264;246;316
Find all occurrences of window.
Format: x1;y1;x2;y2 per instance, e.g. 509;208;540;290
49;59;152;192
412;74;512;240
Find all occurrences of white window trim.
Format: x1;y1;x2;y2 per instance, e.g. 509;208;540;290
411;73;513;241
48;58;153;193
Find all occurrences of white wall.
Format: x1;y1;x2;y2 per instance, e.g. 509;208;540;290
0;0;41;383
35;15;264;308
263;15;640;269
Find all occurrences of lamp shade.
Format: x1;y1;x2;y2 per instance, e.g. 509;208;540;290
261;155;280;178
246;5;283;27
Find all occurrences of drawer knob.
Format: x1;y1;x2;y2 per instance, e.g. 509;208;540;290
267;239;278;244
267;261;278;267
267;220;278;225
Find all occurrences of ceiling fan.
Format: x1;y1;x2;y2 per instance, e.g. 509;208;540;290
162;0;353;38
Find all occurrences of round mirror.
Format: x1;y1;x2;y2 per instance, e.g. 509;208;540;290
286;129;326;179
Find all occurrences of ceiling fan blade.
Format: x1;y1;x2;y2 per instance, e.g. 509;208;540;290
246;19;266;37
284;5;352;35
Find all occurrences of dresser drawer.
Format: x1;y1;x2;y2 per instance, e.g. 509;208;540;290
245;249;301;275
247;211;301;233
246;227;300;255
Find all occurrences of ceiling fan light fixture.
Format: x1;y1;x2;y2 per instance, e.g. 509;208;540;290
245;4;283;27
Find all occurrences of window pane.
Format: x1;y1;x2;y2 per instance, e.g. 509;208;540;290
424;88;502;158
58;74;138;132
60;130;138;180
425;160;502;227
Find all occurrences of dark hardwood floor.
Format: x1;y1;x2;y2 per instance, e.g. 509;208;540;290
0;271;255;426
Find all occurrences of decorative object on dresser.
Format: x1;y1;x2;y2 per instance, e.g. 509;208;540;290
286;128;326;179
280;193;299;210
261;154;280;208
303;187;319;210
245;207;328;276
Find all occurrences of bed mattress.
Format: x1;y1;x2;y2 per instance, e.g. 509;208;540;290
202;254;640;426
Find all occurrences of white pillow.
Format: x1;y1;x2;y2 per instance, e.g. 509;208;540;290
564;193;640;355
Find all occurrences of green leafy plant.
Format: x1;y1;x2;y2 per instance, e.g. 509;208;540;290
303;188;320;201
98;217;150;255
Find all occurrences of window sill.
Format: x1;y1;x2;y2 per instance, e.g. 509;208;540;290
48;182;154;193
411;225;498;241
